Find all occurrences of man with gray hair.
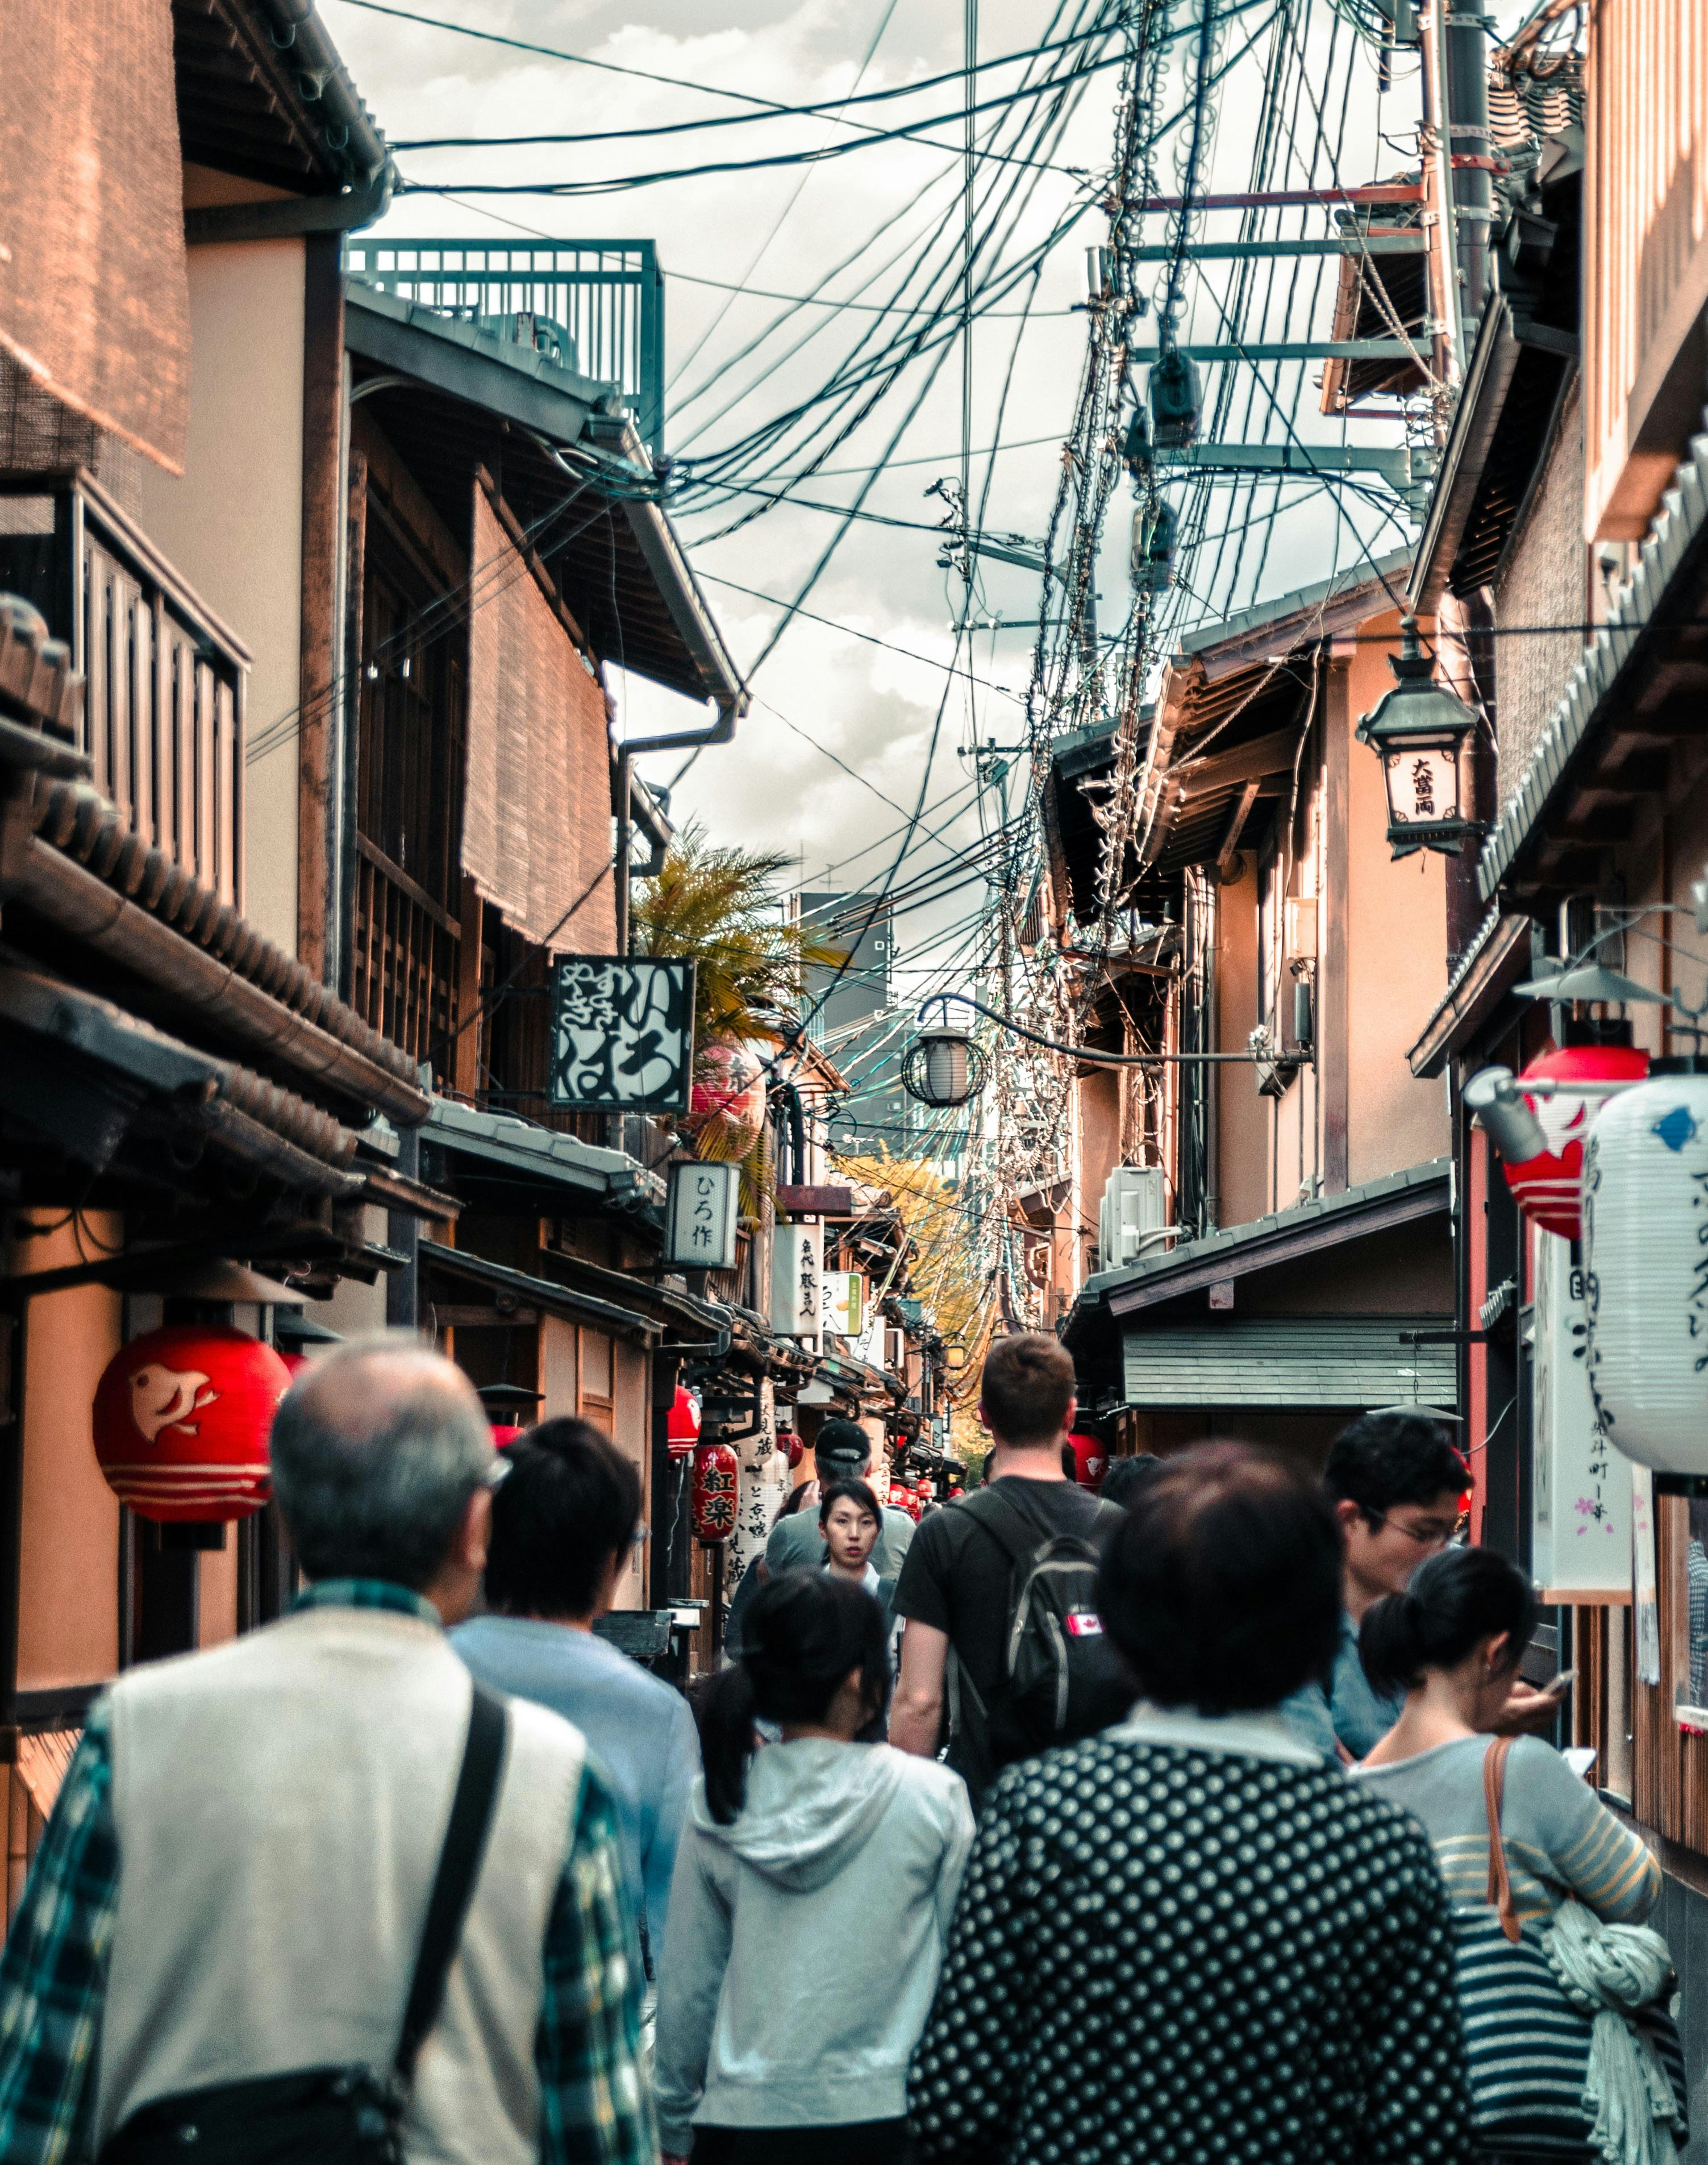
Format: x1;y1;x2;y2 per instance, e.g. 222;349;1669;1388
0;1336;655;2165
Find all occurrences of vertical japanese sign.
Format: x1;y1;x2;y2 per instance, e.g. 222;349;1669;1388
770;1224;820;1339
549;958;695;1111
664;1161;740;1272
1532;1233;1631;1592
819;1270;865;1340
1632;1462;1661;1687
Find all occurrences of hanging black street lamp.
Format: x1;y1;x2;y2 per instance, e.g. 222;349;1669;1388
902;997;988;1109
1355;617;1482;859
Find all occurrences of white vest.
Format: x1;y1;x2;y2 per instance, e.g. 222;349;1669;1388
94;1604;593;2164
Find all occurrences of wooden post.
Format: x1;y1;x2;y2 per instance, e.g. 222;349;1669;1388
339;449;369;1002
298;235;345;981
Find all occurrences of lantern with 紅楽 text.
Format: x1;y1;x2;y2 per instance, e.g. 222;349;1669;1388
1582;1059;1708;1488
691;1440;739;1544
93;1325;291;1522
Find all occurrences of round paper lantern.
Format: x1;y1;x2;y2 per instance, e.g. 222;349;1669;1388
489;1425;529;1450
684;1043;768;1161
888;1481;923;1522
691;1440;739;1544
776;1427;803;1470
1582;1061;1708;1476
1069;1433;1108;1490
1502;1040;1649;1238
93;1324;291;1522
666;1384;702;1460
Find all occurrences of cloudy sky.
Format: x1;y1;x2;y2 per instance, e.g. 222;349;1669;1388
324;0;1426;989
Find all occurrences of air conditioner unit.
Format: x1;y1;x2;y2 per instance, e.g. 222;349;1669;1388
1098;1165;1168;1272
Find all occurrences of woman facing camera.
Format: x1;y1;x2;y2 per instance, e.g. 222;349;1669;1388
907;1442;1473;2165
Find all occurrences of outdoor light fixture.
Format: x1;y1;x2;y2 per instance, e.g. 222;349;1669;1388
1355;617;1481;858
902;997;988;1109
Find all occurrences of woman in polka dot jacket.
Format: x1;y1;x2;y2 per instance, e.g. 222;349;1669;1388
907;1443;1475;2165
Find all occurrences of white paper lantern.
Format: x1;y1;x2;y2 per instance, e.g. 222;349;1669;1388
1582;1061;1708;1479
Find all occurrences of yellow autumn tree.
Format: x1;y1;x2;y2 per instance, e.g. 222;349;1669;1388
832;1150;992;1469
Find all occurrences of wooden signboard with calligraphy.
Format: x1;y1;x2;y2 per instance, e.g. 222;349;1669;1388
550;957;695;1111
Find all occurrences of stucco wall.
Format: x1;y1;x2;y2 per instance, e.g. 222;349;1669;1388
1344;626;1452;1188
1493;379;1587;809
131;235;306;955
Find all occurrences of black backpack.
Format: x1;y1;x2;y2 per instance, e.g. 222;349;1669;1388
947;1485;1130;1775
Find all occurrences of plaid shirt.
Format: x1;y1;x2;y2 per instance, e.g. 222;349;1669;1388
0;1580;657;2165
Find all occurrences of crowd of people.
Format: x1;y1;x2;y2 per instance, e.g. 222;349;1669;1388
0;1329;1686;2165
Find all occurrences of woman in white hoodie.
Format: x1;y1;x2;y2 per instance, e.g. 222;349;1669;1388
655;1572;974;2165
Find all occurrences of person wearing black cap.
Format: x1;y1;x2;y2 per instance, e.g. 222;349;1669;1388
765;1419;915;1581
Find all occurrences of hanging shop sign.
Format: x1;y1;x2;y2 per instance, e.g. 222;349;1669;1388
820;1270;865;1340
1582;1060;1708;1485
769;1222;822;1339
549;957;695;1111
1499;1040;1650;1240
93;1324;291;1523
1531;1233;1631;1594
664;1160;740;1272
691;1440;739;1544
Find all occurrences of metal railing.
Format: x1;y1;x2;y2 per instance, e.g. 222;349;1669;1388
345;238;666;455
0;474;249;907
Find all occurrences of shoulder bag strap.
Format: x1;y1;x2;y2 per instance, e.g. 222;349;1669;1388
962;1484;1055;1571
1484;1734;1522;1945
397;1681;510;2083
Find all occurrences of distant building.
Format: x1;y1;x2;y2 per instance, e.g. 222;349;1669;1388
799;892;911;1155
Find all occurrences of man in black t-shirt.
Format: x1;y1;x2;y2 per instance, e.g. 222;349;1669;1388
892;1332;1118;1804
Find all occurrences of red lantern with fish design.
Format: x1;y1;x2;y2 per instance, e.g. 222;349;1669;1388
691;1440;739;1545
1501;1040;1649;1239
92;1325;291;1522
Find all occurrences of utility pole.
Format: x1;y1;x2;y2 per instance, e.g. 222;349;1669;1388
1419;1;1463;410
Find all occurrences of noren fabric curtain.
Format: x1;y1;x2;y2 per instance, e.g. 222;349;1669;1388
463;483;617;953
0;0;191;473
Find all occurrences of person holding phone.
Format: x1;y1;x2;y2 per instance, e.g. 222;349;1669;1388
1353;1547;1676;2160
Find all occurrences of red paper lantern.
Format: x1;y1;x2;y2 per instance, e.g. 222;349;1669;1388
778;1430;804;1469
691;1440;739;1544
1069;1433;1108;1490
667;1385;702;1460
93;1325;291;1523
489;1424;529;1450
684;1042;768;1161
888;1481;923;1522
278;1350;311;1384
1502;1042;1649;1238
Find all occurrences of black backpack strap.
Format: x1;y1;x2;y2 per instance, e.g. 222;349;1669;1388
397;1681;509;2083
961;1483;1073;1570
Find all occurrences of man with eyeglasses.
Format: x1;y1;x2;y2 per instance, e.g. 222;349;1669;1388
1281;1410;1474;1765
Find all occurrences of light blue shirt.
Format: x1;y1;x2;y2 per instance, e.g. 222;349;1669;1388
453;1614;699;1972
1279;1610;1405;1764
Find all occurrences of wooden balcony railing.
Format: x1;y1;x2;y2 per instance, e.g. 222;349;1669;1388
0;472;249;907
350;836;460;1073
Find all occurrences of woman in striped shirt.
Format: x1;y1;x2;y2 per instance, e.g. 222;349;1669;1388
1352;1547;1670;2162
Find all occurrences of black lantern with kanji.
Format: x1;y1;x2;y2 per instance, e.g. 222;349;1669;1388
1355;618;1481;858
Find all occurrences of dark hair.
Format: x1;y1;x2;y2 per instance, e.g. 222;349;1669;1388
700;1575;891;1823
1097;1443;1343;1714
774;1482;816;1526
1324;1411;1468;1521
980;1331;1076;1447
1360;1546;1538;1697
813;1417;872;1475
484;1418;640;1619
1100;1453;1165;1511
819;1477;881;1530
